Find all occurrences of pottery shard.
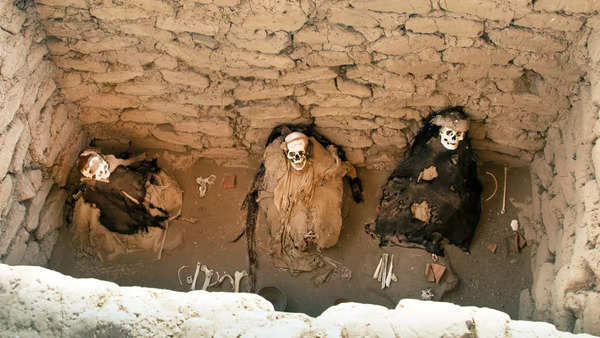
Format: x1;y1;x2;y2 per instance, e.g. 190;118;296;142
411;200;431;223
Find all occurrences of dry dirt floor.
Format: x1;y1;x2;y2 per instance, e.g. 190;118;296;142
49;153;532;319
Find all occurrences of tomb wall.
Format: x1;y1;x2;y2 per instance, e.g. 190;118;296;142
0;3;85;267
34;0;595;168
525;14;600;335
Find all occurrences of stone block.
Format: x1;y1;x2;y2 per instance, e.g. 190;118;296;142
150;125;204;149
24;180;54;233
0;1;25;34
19;241;47;266
0;80;25;131
157;41;213;69
54;57;109;73
44;20;97;39
161;70;209;89
62;84;98;102
198;147;249;160
234;84;293;101
311;107;371;119
443;47;514;65
4;228;29;265
172;118;233;137
106;49;162;67
242;4;307;31
0;175;13;217
327;8;379;28
15;172;36;202
315;117;378;130
0;202;26;256
488;29;567;54
514;13;584;32
26;44;48;75
91;70;144;84
81;94;138;110
128;0;175;16
237;101;301;120
315;128;373;148
56;72;82;89
120;110;179;124
46;38;70;55
440;0;514;24
370;33;445;56
157;11;219;36
143;100;199;118
534;0;600;13
8;125;30;175
40;229;59;261
372;127;408;148
90;7;153;21
37;0;88;8
227;50;295;69
379;58;449;76
115;82;168;96
35;188;67;241
279;67;337;85
0;119;25;180
71;36;139;54
1;34;30;79
305;51;354;67
228;29;290;54
153;55;178;69
174;90;235;107
337;79;371;98
351;0;431;14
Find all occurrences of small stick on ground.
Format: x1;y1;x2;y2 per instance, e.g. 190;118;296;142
157;221;168;260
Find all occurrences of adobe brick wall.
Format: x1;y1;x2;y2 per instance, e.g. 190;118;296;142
34;0;595;168
0;3;85;267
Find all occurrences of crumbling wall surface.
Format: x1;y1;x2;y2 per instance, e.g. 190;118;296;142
35;0;594;168
524;14;600;335
0;3;85;267
0;264;592;338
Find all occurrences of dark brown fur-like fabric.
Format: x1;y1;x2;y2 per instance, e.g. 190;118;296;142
369;107;482;255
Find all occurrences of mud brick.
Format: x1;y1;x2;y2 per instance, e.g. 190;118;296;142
223;174;236;189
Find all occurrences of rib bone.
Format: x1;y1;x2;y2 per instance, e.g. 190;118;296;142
380;253;388;289
234;270;248;293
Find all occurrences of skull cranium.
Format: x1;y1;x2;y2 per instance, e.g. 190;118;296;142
79;150;110;181
285;132;309;171
439;127;465;150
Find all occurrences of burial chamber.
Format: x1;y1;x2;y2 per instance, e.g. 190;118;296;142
0;0;599;335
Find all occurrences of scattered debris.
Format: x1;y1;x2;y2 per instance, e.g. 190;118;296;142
421;288;434;300
484;171;498;202
373;253;395;289
223;174;236;189
501;166;508;214
196;174;217;198
417;166;438;183
425;263;446;284
180;217;198;223
487;243;498;253
510;219;519;232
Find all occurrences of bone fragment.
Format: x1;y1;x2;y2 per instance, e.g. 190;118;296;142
120;190;140;204
381;253;388;289
201;265;214;291
391;273;398;282
501;166;508;214
190;262;201;291
484;171;498;202
214;273;234;289
385;254;394;288
373;256;384;279
411;201;431;223
234;270;248;293
417;166;438;183
177;265;188;286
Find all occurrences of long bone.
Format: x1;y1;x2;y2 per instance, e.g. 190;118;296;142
234;270;248;293
201;265;215;291
190;262;201;291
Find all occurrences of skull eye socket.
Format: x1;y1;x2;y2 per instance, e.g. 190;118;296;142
456;131;463;138
297;151;305;156
445;130;453;136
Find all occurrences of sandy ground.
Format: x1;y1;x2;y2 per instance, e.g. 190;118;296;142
49;153;531;318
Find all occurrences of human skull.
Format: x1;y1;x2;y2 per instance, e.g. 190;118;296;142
80;150;110;181
285;132;309;171
439;127;465;150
